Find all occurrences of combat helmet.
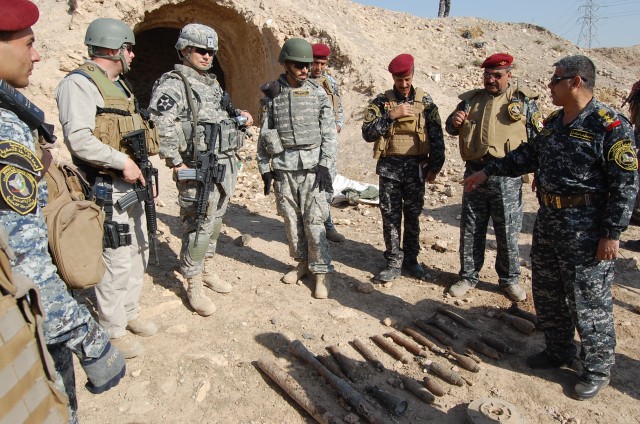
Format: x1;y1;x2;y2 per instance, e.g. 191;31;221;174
278;38;313;64
175;23;218;71
84;18;135;73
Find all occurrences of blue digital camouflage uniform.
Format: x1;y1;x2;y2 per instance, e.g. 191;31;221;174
445;87;542;289
483;99;638;383
0;107;110;423
257;74;338;273
362;87;445;269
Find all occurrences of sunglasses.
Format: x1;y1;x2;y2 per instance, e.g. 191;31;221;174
290;62;310;70
193;47;216;57
483;71;507;80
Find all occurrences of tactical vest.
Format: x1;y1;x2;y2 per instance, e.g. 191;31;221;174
271;81;322;149
71;63;159;158
373;88;430;159
0;227;69;424
315;75;340;123
458;86;532;161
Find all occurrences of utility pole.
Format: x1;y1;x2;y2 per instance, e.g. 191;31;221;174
577;0;599;48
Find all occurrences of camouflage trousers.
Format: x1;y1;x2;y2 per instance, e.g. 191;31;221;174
378;174;425;268
459;168;523;287
49;344;78;424
531;206;615;381
324;157;338;230
274;169;332;273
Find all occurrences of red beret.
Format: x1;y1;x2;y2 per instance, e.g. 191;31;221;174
481;53;513;69
388;54;414;76
312;43;331;58
0;0;39;32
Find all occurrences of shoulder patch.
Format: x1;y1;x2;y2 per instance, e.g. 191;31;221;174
0;165;38;215
364;104;381;123
0;140;43;174
156;94;177;112
608;139;638;171
597;108;621;131
530;111;543;131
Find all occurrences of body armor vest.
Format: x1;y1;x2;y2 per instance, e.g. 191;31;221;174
271;81;322;149
315;75;340;123
72;63;158;159
373;87;430;159
459;86;529;161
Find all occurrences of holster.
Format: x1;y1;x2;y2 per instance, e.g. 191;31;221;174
103;220;131;249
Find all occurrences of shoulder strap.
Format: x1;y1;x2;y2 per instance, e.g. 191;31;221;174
172;71;199;163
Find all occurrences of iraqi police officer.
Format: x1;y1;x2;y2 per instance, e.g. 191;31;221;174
362;53;445;282
257;38;338;298
446;53;542;302
149;24;253;316
310;43;345;243
56;18;157;358
1;2;125;421
622;79;640;250
464;55;638;400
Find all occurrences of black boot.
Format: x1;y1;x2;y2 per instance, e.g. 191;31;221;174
573;377;610;400
374;266;401;283
526;350;573;369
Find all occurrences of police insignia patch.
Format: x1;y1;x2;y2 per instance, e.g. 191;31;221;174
608;139;638;171
569;129;595;142
0;165;37;215
364;104;380;123
0;140;43;173
507;101;522;122
531;111;543;131
156;94;176;112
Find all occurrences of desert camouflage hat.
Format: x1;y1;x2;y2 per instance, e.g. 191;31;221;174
175;23;218;51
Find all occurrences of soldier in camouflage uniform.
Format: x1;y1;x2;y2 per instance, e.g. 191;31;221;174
149;24;253;316
622;79;640;250
0;2;125;421
464;55;638;400
310;43;345;243
257;38;338;299
446;53;542;302
362;54;445;282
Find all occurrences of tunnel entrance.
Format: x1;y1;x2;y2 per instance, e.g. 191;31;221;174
127;0;282;117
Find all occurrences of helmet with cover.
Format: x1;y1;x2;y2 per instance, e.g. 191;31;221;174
175;23;218;71
84;18;135;73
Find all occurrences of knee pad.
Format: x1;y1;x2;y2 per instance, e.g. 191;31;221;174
187;232;210;263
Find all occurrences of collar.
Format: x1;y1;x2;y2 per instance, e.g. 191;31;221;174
173;63;217;85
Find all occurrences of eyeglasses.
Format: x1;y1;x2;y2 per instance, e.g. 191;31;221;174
483;71;506;80
193;47;216;57
290;62;310;70
549;75;576;85
122;44;133;53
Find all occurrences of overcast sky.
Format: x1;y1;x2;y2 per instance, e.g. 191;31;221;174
354;0;640;48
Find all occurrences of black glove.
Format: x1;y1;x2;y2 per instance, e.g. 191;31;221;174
262;171;274;195
316;165;333;193
81;341;126;394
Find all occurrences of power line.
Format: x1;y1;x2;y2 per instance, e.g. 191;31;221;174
577;0;599;48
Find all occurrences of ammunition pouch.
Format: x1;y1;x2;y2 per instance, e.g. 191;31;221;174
103;221;131;249
219;118;244;153
261;129;284;155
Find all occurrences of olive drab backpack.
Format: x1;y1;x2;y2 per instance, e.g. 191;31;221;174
0;227;69;424
38;143;105;290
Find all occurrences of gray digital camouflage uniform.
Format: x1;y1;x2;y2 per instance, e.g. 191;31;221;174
149;64;242;278
445;86;541;289
483;99;638;383
362;87;445;269
257;74;338;273
0;107;111;423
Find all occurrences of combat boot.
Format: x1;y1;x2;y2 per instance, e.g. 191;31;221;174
502;284;527;302
313;273;330;299
187;276;217;316
203;273;233;293
281;261;308;284
326;228;346;243
110;334;144;359
126;317;157;337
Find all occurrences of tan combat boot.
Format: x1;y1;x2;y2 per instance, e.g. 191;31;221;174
313;273;330;299
110;334;144;359
126;317;157;337
187;276;216;316
281;261;308;284
203;273;233;293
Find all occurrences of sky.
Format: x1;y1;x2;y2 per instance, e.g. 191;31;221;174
354;0;640;48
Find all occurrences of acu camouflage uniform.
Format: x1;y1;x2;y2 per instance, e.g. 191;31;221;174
149;64;244;278
483;99;638;383
362;86;445;269
0;107;111;424
445;85;542;288
257;75;338;273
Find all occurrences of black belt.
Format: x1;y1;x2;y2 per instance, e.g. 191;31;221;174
539;192;604;209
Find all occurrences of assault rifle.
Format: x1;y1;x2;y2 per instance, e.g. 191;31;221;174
116;129;160;264
177;122;226;246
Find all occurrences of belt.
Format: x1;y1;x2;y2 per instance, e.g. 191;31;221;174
539;192;604;209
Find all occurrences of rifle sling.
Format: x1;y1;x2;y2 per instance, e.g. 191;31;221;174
171;71;199;164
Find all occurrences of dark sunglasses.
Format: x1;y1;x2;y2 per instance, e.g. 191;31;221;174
550;75;588;85
290;62;310;70
193;47;216;57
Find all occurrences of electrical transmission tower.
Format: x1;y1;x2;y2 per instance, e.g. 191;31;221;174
577;0;599;48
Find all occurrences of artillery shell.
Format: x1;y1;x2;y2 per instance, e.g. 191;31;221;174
402;327;444;354
427;361;465;386
385;332;429;357
415;320;454;346
435;306;479;330
371;334;411;364
467;340;503;360
327;345;357;382
401;376;435;404
480;335;513;354
446;349;480;372
506;304;538;326
427;315;459;339
422;376;445;397
351;338;385;372
316;354;347;380
501;312;535;335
